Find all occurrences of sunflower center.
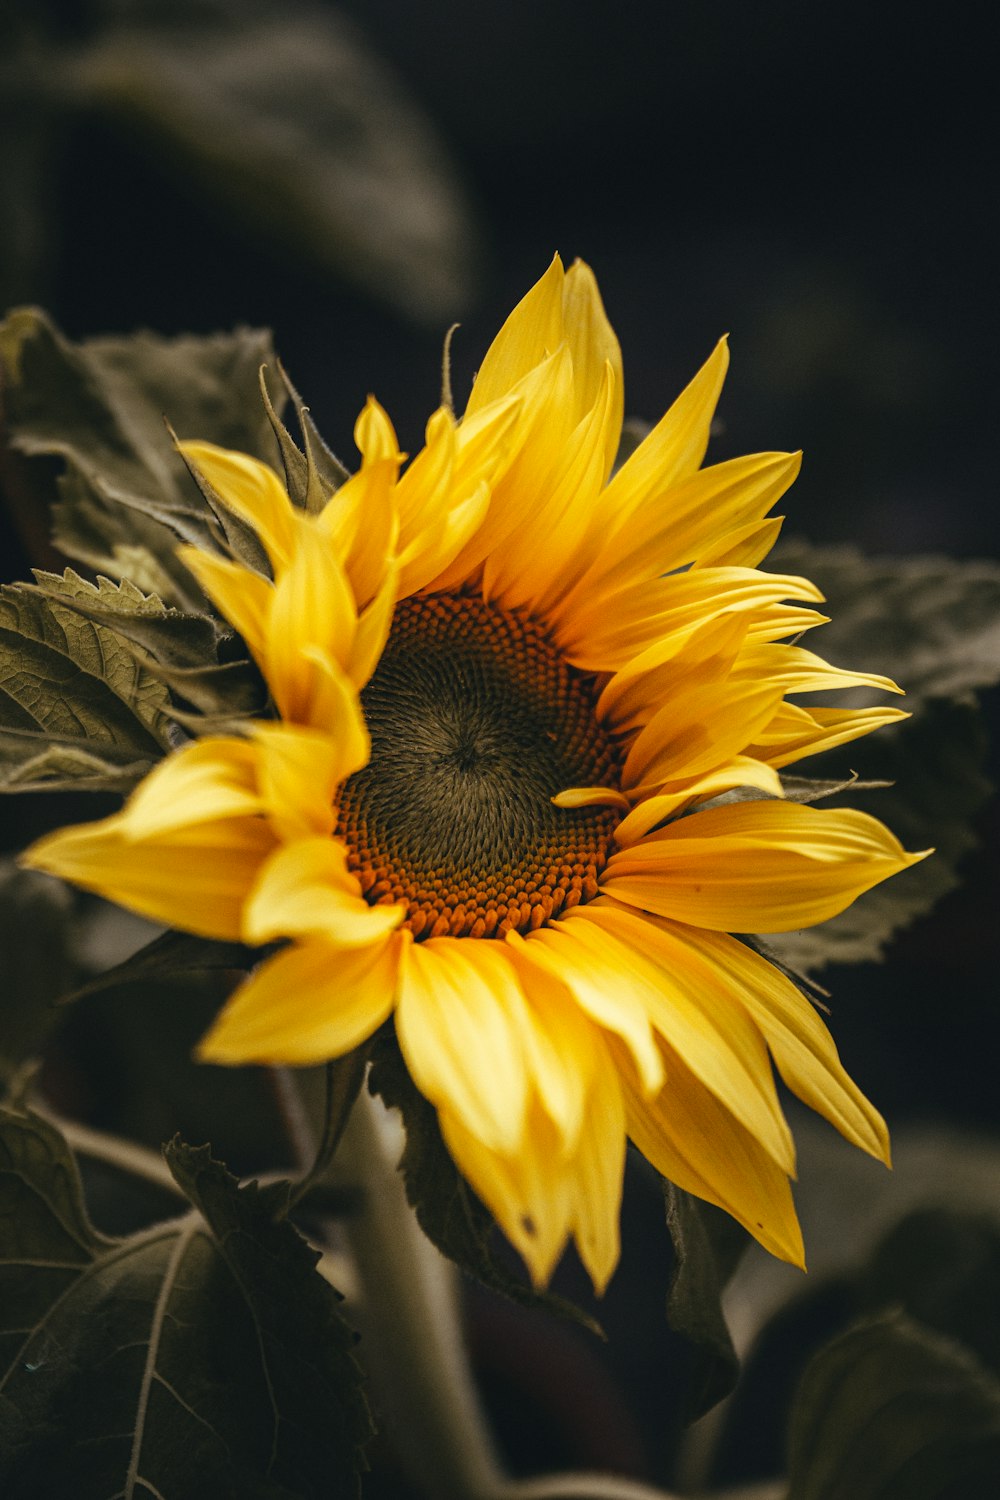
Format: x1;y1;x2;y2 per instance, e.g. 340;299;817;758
337;593;623;940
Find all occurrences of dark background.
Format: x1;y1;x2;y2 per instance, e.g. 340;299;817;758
3;1;998;1489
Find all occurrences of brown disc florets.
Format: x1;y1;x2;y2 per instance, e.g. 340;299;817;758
336;593;623;939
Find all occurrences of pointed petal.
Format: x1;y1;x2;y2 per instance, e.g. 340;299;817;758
484;364;617;613
613;759;783;846
622;676;785;791
504;933;600;1151
622;1048;805;1266
265;517;359;725
465;255;566;415
562;259;624;476
748;702;910;769
599;337;730;526
602;801;930;932
694;514;785;569
560;906;796;1172
197;934;402;1065
439;1100;572;1288
123;736;262;838
651;922;890;1162
24;809;275;940
513;923;664;1095
564;451;799;623
178;547;272;663
559;566;823;673
566;1040;626;1293
396;936;531;1154
178;442;296;567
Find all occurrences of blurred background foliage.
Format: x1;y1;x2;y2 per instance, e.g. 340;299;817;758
1;0;997;1494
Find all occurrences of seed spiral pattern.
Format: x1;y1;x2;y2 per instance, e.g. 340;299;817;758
336;594;623;939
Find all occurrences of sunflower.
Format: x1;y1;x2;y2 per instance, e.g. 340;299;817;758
24;257;927;1291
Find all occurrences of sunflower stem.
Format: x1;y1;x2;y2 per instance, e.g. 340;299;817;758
337;1086;504;1498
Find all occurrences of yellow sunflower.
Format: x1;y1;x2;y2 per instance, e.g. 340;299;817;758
24;256;927;1291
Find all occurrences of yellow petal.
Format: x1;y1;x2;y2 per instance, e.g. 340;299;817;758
197;934;402;1066
734;642;904;697
564;451;799;622
504;935;600;1151
558;907;796;1172
484;364;617;614
559;565;823;673
599;337;730;527
251;720;363;839
622;676;785;791
178;547;272;664
433;347;578;590
694;514;785;570
512;924;664;1096
622;1046;805;1267
122;735;262;839
178;441;296;568
566;1039;626;1293
597;612;750;733
602;801;930;932
465;255;566;415
396;936;531;1154
562;258;624;477
265;517;359;725
24;809;275;940
748;702;910;769
440;1099;573;1288
244;837;404;947
613;759;783;846
649;922;890;1163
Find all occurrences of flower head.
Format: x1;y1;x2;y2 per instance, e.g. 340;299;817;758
25;257;927;1290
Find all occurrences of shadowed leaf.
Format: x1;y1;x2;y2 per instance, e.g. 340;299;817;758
0;307;283;606
664;1182;747;1420
0;1107;371;1498
786;1310;1000;1499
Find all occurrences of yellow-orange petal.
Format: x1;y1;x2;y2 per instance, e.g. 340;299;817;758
556;906;796;1172
396;935;532;1155
566;1040;626;1293
598;336;730;528
602;801;930;932
439;1099;572;1288
24;810;276;940
465;255;566;416
178;547;272;664
197;933;402;1066
622;1045;805;1266
613;759;784;846
178;441;297;568
643;920;890;1163
243;837;404;947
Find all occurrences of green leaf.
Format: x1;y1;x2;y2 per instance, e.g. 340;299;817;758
772;541;1000;703
0;578;172;793
67;0;478;324
0;307;283;607
27;567;267;722
768;698;992;971
663;1182;747;1420
367;1035;602;1335
786;1310;1000;1499
0;1107;372;1498
0;861;78;1078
